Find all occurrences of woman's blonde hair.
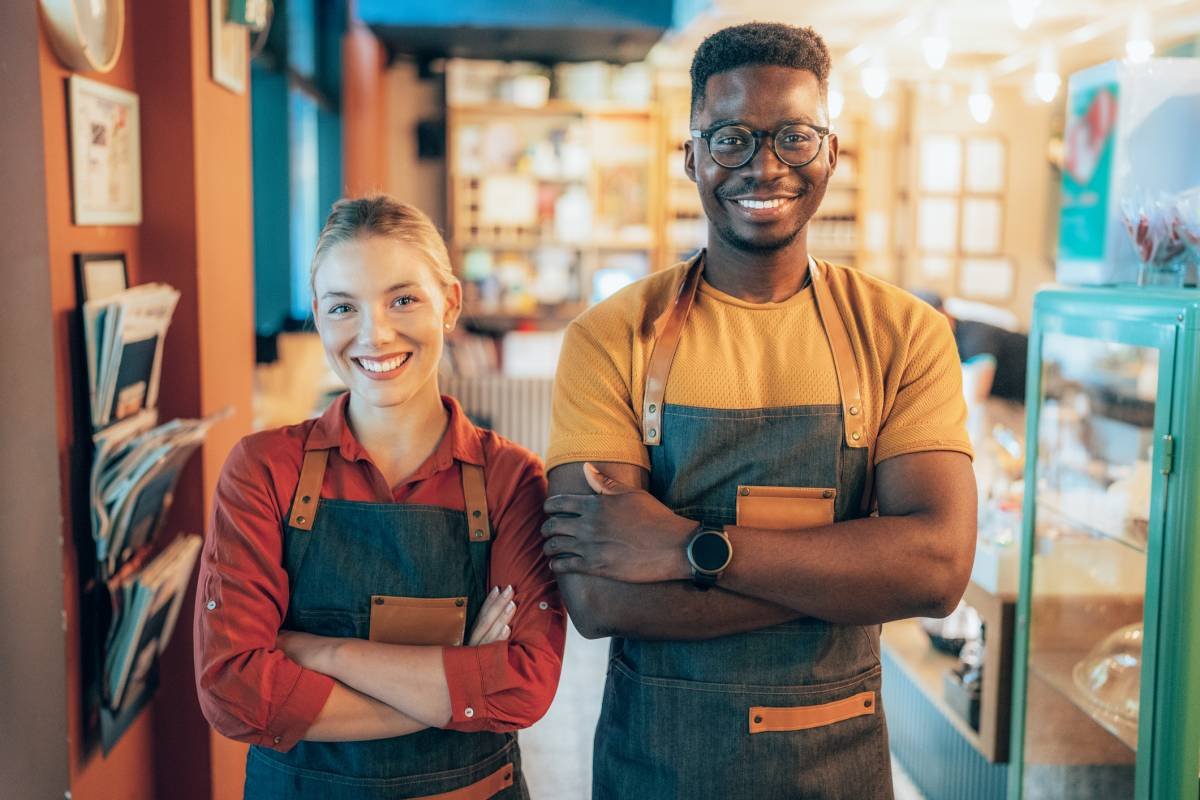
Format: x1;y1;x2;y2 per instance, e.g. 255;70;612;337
310;195;457;295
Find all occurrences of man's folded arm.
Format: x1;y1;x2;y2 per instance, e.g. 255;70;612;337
547;460;802;640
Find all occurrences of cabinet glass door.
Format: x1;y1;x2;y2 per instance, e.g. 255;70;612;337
1020;331;1160;800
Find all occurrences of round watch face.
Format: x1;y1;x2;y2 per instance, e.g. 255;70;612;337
690;530;731;572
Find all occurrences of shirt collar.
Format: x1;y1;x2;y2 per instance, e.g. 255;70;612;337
304;392;486;469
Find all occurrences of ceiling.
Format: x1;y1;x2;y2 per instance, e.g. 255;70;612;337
651;0;1200;90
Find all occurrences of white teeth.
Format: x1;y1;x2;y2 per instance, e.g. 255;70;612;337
736;198;787;209
357;354;409;372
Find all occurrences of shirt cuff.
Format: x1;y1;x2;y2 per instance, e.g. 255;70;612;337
263;667;335;751
442;642;505;731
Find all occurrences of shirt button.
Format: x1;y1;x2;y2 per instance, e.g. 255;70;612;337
206;600;217;611
538;602;549;610
464;707;475;718
273;735;281;744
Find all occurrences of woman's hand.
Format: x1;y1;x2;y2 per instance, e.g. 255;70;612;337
277;630;338;672
467;585;516;646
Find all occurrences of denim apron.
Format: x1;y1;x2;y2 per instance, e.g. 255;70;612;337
244;447;527;800
593;253;893;800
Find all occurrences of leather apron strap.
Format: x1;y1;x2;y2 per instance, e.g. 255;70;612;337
641;252;705;445
809;260;876;515
288;449;330;531
287;450;494;543
461;463;491;542
640;253;876;514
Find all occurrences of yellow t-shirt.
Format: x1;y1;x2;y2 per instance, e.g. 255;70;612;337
547;258;973;472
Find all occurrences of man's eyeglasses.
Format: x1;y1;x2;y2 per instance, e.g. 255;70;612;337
690;122;830;169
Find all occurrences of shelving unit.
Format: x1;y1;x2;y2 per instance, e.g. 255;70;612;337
882;580;1016;764
446;98;660;328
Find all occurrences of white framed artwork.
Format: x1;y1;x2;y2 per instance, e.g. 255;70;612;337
965;137;1006;193
919;134;963;193
211;0;248;94
959;257;1015;300
68;75;142;226
917;197;959;253
961;198;1004;254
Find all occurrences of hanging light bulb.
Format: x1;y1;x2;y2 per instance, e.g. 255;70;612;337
1033;46;1061;103
968;75;994;124
861;54;889;100
828;71;845;119
1126;9;1154;63
922;10;950;70
1008;0;1041;30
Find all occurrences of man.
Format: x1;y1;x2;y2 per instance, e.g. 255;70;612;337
542;22;976;800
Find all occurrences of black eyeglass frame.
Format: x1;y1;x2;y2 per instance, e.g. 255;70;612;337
689;122;832;169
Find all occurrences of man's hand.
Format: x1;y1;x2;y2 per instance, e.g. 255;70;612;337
542;462;696;584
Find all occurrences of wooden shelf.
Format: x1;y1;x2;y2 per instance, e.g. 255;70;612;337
881;581;1015;763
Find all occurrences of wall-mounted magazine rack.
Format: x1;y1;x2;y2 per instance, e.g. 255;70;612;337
71;260;224;753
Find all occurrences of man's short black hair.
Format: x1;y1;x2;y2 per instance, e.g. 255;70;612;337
690;22;831;121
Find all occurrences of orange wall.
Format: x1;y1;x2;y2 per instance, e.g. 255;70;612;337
39;1;254;797
343;25;390;195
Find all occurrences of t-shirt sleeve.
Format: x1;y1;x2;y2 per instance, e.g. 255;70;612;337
546;319;649;472
873;309;975;465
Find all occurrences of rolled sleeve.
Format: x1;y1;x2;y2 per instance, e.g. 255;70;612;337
441;448;566;732
194;437;334;750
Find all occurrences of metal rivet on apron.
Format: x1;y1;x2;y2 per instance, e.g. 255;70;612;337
864;698;873;708
473;510;482;518
301;495;311;503
739;487;750;496
455;598;465;607
822;490;834;499
504;771;512;781
206;600;217;611
649;429;657;439
538;601;549;610
851;431;861;441
296;515;307;525
374;597;384;605
464;707;475;718
648;404;657;414
848;406;859;416
753;715;763;724
273;735;282;744
474;529;485;538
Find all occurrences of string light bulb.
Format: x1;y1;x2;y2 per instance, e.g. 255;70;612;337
1034;46;1061;103
1008;0;1041;30
828;72;845;119
968;75;994;124
1126;9;1154;63
922;9;950;70
861;54;889;100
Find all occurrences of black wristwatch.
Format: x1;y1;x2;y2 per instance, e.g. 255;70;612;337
686;525;733;590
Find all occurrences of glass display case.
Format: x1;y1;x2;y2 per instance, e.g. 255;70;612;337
1009;288;1200;800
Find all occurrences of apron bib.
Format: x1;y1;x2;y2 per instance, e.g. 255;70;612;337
245;452;528;800
594;254;894;800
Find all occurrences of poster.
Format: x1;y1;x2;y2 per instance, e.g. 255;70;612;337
69;76;142;226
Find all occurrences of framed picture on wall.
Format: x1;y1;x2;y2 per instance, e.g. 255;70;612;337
211;0;248;94
75;252;129;304
68;76;142;226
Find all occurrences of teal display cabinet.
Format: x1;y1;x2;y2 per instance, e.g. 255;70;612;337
1009;287;1200;799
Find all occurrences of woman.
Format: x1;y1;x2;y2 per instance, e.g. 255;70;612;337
195;196;565;799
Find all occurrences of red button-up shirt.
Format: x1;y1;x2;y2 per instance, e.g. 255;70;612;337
194;394;565;751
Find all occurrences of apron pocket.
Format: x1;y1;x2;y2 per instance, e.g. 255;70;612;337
369;596;468;646
748;690;876;734
736;486;835;529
